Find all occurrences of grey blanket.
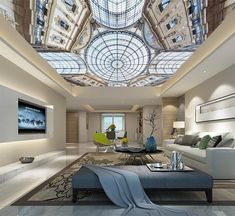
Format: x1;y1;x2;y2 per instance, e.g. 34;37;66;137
84;165;195;216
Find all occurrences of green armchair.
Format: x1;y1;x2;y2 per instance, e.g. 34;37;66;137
93;132;111;152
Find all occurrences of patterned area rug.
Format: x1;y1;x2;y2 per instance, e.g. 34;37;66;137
13;152;235;206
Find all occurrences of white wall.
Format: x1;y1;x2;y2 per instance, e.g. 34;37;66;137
88;113;101;141
126;113;138;142
185;64;235;135
0;85;54;142
78;111;88;142
0;55;66;166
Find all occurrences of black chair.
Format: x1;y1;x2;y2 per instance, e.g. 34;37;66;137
106;131;116;140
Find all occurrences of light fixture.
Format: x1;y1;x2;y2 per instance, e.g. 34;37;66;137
173;121;185;137
173;121;185;129
203;70;207;73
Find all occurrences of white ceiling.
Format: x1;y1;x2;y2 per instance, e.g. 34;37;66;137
66;86;161;111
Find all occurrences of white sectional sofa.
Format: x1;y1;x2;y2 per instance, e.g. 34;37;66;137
163;132;235;179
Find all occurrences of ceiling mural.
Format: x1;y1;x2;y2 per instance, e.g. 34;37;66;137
0;0;234;87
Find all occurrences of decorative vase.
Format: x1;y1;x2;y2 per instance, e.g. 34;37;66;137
145;136;157;152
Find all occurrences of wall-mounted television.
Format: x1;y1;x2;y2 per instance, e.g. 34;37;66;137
18;99;46;134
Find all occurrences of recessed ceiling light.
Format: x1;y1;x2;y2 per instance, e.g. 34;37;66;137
203;70;207;73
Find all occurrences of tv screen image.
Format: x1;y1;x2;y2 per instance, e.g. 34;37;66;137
18;100;46;133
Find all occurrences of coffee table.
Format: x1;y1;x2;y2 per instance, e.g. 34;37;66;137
115;146;164;164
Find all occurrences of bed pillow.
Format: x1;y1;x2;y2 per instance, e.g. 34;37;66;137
199;135;211;149
207;135;222;148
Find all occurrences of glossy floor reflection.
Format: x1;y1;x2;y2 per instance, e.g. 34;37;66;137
0;142;96;208
0;142;235;216
1;205;235;216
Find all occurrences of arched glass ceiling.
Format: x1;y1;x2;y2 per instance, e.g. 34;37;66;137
85;31;151;83
143;22;162;50
149;51;193;75
89;0;145;29
39;52;87;74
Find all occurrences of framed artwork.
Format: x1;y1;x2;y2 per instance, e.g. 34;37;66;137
195;93;235;123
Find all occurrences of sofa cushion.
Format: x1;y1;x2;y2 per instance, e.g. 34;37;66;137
207;135;222;148
181;135;199;146
199;135;211;149
181;147;206;164
165;144;188;152
174;135;183;144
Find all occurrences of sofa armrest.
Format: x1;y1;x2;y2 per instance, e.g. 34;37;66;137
206;148;235;179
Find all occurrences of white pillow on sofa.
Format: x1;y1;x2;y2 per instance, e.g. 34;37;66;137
216;133;234;148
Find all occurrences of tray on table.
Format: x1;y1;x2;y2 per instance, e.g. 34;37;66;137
146;163;193;172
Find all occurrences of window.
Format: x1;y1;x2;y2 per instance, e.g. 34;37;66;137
101;114;125;132
37;18;44;26
158;0;170;12
172;35;183;43
65;0;73;7
51;35;64;44
59;19;69;30
64;0;76;12
166;18;177;30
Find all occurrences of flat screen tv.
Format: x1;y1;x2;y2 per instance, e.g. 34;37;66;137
18;100;46;134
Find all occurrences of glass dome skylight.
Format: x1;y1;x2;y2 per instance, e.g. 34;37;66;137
39;52;87;74
149;51;193;75
89;0;145;29
85;31;151;84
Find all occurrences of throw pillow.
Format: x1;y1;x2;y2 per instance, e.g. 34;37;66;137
216;138;234;148
216;133;234;148
191;139;201;148
174;135;183;145
181;135;199;146
199;135;211;149
207;135;222;148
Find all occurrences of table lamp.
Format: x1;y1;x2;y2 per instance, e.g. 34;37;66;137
173;121;185;137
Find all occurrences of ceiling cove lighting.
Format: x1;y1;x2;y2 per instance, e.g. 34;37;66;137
89;0;145;29
85;31;151;85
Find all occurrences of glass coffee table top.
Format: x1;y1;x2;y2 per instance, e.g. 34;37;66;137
114;145;164;165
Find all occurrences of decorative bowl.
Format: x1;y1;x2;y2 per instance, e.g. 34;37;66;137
19;157;35;164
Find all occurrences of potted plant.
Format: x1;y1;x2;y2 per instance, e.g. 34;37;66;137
144;107;160;152
122;137;128;146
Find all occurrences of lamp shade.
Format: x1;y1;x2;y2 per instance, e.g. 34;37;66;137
173;121;185;129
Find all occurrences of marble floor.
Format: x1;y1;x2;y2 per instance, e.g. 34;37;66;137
0;142;235;216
